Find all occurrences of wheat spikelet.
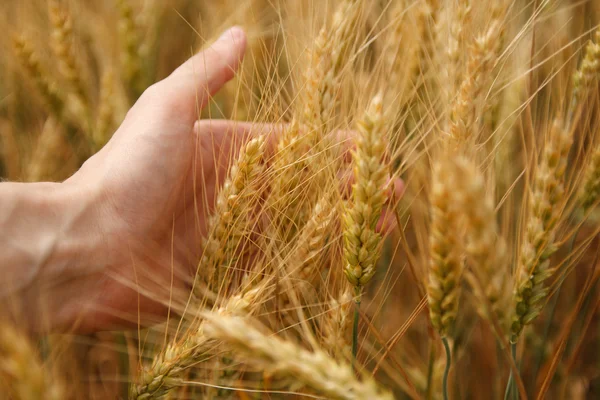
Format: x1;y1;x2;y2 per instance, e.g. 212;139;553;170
427;155;463;338
0;324;64;400
131;281;271;399
570;28;600;115
343;94;388;290
448;2;507;142
269;120;311;240
453;156;508;327
510;119;573;343
117;0;144;101
202;313;394;400
292;196;337;285
383;1;406;86
194;136;265;295
580;144;600;211
0;119;21;180
12;34;64;118
321;289;353;360
444;0;471;107
26;117;69;182
302;0;361;139
48;0;90;127
94;69;116;150
570;28;600;210
412;0;439;80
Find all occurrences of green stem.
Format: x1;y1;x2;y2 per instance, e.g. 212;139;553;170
442;337;451;400
504;342;518;400
512;343;519;400
425;341;436;400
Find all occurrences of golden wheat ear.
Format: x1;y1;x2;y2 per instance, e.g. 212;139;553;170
510;119;573;343
0;323;64;400
427;155;463;339
343;93;388;291
194;135;266;297
202;313;395;400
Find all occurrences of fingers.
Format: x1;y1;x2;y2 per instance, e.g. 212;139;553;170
194;119;284;159
136;27;247;127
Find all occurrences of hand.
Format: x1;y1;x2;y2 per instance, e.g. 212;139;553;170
43;27;251;332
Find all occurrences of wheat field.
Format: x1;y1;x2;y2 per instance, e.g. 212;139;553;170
1;0;600;399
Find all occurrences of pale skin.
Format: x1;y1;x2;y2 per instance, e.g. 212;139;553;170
0;27;403;334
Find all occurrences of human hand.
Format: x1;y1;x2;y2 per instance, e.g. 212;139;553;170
40;27;252;332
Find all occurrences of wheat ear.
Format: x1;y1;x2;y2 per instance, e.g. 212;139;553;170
194;135;265;294
117;0;145;101
302;0;361;138
570;28;600;116
94;69;117;150
12;35;64;118
0;119;21;180
321;289;353;360
427;156;463;338
131;280;271;399
49;0;90;128
580;143;600;211
0;324;64;400
26;118;68;182
448;2;507;142
343;94;388;290
269;120;311;240
510;119;573;342
453;156;508;327
203;313;394;400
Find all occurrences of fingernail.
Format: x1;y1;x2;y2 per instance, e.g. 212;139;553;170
217;26;245;43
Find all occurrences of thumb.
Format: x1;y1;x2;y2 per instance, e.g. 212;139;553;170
138;26;247;126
